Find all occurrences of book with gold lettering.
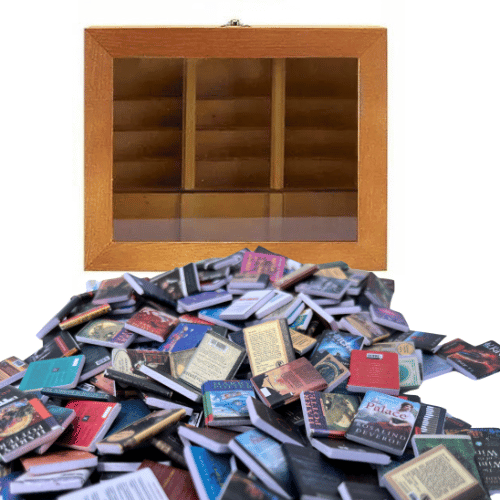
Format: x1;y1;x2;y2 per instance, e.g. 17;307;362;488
243;319;295;377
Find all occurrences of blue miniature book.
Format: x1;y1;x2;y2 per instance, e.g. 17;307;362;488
158;323;212;353
309;330;364;367
104;399;151;437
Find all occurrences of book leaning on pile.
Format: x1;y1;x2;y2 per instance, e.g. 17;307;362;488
0;247;498;499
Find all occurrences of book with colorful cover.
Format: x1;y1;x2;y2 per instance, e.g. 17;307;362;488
92;277;134;305
400;330;447;353
301;391;359;438
0;357;28;389
177;289;233;313
198;307;244;332
218;470;286;500
18;355;85;392
228;429;292;499
111;348;170;380
0;386;62;463
202;380;255;427
125;307;179;342
184;444;232;500
75;319;136;348
412;403;447;436
436;338;474;360
59;303;112;330
345;391;420;456
21;449;98;475
158;323;212;353
362;273;393;308
58;400;121;452
35;405;76;455
150;267;188;300
446;340;500;380
311;352;350;392
295;275;351;300
339;312;392;346
240;251;286;283
104;399;151;438
251;357;327;409
369;304;409;332
309;330;365;367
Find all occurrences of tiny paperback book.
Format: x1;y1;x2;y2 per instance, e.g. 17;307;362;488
251;357;327;409
75;319;136;348
412;403;447;436
220;289;275;321
25;331;80;364
436;338;474;360
96;408;185;455
381;444;485;500
295;275;351;300
338;481;392;500
59;303;112;330
198;307;244;331
125;307;179;342
362;273;393;308
400;330;447;353
301;391;359;438
92;276;134;305
150;267;188;301
422;353;453;380
312;352;350;392
273;263;318;290
177;425;238;454
345;390;420;456
21;449;98;475
309;329;365;367
123;272;176;307
218;470;286;500
228;272;270;290
35;405;77;455
369;304;410;332
255;291;294;319
445;340;500;380
339;312;392;346
243;319;295;377
297;292;338;329
78;344;111;381
289;328;317;356
158;323;212;353
202;380;255;427
19;355;85;392
0;356;28;389
104;399;151;438
9;468;92;494
111;348;171;380
240;251;286;283
177;289;233;313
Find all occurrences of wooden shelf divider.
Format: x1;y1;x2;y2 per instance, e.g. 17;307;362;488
270;59;286;191
182;59;197;190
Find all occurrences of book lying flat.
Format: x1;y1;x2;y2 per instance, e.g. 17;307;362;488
177;425;238;454
446;340;500;380
75;319;136;348
21;449;98;475
218;470;288;500
125;307;179;342
9;468;92;494
338;481;392;500
0;356;28;389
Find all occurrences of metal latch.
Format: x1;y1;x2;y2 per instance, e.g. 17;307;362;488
222;19;250;27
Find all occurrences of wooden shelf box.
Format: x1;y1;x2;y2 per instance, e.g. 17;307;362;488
85;26;387;270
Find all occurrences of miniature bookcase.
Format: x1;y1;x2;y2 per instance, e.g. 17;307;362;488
85;27;386;270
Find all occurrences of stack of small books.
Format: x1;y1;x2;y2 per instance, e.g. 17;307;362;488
0;247;499;500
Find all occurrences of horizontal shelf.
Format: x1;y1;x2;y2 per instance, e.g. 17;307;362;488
114;187;357;194
114;130;182;161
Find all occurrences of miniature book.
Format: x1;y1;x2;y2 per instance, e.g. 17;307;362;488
177;289;233;312
295;275;351;300
218;470;286;500
338;481;392;500
227;272;270;290
9;469;93;495
25;331;80;364
312;352;350;391
0;356;28;389
125;307;179;342
92;276;133;305
273;264;318;290
309;329;365;367
240;251;286;283
177;425;238;454
339;312;392;345
369;304;410;332
75;319;136;348
220;289;275;321
158;323;213;353
21;449;98;475
78;344;111;381
445;340;500;380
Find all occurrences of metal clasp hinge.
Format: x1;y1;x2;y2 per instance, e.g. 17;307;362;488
222;19;250;27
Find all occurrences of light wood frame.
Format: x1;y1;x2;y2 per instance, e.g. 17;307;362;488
85;26;387;271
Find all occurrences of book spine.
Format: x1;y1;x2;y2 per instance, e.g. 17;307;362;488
203;392;214;424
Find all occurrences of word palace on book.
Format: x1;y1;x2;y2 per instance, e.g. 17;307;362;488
1;247;499;500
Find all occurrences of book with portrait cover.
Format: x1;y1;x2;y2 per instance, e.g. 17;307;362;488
58;400;122;452
309;330;365;368
0;386;62;463
202;380;255;427
243;319;295;377
96;408;185;455
445;340;500;380
301;391;359;439
75;319;135;349
125;307;179;342
381;445;485;500
240;251;286;283
345;391;420;456
251;357;327;409
0;356;28;389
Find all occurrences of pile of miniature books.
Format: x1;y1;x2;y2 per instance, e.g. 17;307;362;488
0;247;499;500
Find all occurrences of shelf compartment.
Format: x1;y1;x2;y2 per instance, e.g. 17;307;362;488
114;98;183;130
113;130;182;161
113;159;182;192
284;129;357;158
286;97;357;129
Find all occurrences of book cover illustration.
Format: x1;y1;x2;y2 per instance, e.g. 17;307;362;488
202;380;255;426
311;353;350;391
422;354;454;380
178;289;233;312
92;277;133;305
301;391;359;438
150;267;188;301
112;348;170;379
251;357;327;409
399;356;422;391
402;330;447;353
444;415;472;435
412;403;447;436
339;312;391;345
446;340;500;380
218;470;285;500
25;332;80;364
345;390;420;456
104;399;151;438
436;338;474;359
125;307;179;342
362;273;393;308
309;330;365;367
76;319;135;348
158;323;212;353
59;303;112;330
295;275;350;300
0;357;28;389
170;348;196;378
369;304;409;332
240;251;286;283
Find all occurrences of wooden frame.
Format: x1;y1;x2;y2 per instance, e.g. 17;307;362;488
85;26;387;271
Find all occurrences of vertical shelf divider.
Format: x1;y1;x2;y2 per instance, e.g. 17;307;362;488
269;58;286;240
182;58;197;190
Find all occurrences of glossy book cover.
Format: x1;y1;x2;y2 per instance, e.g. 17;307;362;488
309;330;365;367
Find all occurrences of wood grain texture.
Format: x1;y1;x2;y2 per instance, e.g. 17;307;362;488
182;59;196;189
84;26;387;271
271;59;285;190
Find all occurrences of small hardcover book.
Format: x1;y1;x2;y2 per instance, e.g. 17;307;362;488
339;312;392;346
177;289;233;313
78;344;112;381
255;291;293;319
240;251;286;283
273;264;318;290
202;380;255;427
251;357;327;409
412;403;447;436
25;331;80;364
282;442;347;500
96;408;185;455
381;445;485;500
198;307;244;331
338;481;392;500
218;470;287;500
21;449;98;475
309;436;392;465
346;350;400;395
246;396;306;446
92;276;133;305
220;289;275;321
369;304;410;332
178;425;238;454
445;340;500;380
309;330;365;368
9;468;92;495
125;307;179;342
422;353;454;380
400;330;447;353
228;272;270;290
243;319;295;377
345;390;420;456
311;352;350;392
75;319;136;349
58;400;122;452
158;323;213;353
300;391;360;439
295;275;351;300
0;356;28;389
19;355;85;392
184;444;232;500
0;386;62;463
411;434;488;497
228;429;293;499
137;460;198;500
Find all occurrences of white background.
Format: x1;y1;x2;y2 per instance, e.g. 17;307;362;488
1;0;499;474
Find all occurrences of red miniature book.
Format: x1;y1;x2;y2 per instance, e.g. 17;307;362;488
347;350;400;395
